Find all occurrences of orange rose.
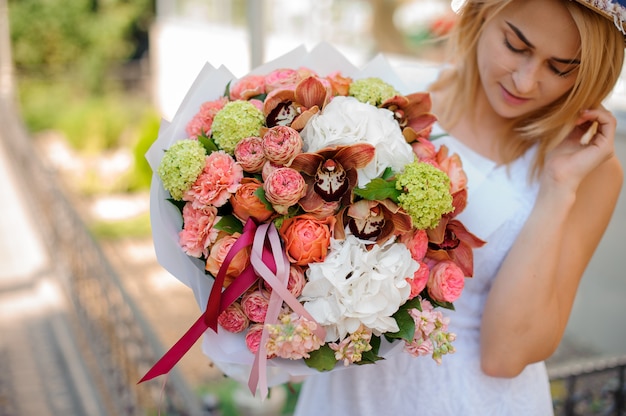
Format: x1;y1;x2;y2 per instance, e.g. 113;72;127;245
205;233;251;287
230;178;274;223
279;214;335;266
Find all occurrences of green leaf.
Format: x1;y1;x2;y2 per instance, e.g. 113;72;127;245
356;349;384;365
224;80;232;98
353;178;401;203
198;134;219;153
381;167;396;180
428;133;448;141
214;215;244;234
304;345;337;372
167;198;186;214
253;187;274;211
386;308;416;342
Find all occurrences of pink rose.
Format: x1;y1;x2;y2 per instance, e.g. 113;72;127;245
407;261;429;299
178;203;220;258
184;151;243;208
186;97;229;138
230;74;266;100
279;214;335;266
261;160;282;181
218;302;250;333
400;229;429;261
262;125;303;165
245;324;265;354
230;178;274;223
241;290;270;323
264;68;300;92
205;233;251;287
427;260;465;303
234;136;266;173
264;265;306;298
263;167;306;215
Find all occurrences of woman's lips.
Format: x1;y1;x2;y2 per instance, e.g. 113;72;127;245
500;84;530;106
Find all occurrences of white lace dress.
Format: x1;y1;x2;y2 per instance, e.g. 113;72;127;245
293;129;555;416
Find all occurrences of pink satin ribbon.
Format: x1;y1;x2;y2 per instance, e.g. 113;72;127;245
139;219;326;399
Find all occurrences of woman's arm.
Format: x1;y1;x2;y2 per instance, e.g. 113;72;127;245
480;109;624;378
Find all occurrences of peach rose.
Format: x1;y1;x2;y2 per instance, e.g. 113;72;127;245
427;260;465;303
262;125;303;165
326;71;352;96
230;74;266;100
230;178;273;223
279;214;335;266
241;290;270;323
217;302;249;333
264;265;306;298
264;68;299;92
263;167;307;215
205;233;251;287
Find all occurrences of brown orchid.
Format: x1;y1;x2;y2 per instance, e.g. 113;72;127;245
426;217;485;277
335;199;413;245
381;92;437;143
289;143;375;213
263;76;331;130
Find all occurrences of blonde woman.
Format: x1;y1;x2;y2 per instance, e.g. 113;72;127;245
294;0;624;415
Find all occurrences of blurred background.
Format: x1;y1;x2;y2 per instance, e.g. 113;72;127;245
0;0;624;415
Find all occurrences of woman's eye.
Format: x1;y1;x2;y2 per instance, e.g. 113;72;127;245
504;37;525;53
549;65;572;78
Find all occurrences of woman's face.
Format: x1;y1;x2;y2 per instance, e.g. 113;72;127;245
476;0;581;120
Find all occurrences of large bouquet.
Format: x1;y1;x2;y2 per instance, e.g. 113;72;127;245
143;43;484;397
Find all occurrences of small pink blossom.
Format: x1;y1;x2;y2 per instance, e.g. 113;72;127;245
184;151;243;208
262;125;303;165
218;302;250;333
186;97;229;138
263;167;306;215
405;299;455;364
427;260;465;303
407;261;429;299
178;203;220;258
241;290;270;323
234;136;266;173
265;313;325;360
230;74;266;100
329;325;373;366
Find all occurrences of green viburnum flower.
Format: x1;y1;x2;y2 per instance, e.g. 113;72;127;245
211;100;265;153
395;161;454;230
349;77;400;106
157;139;206;200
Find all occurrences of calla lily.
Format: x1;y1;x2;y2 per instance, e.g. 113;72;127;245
264;76;332;130
381;92;437;142
289;143;375;213
426;217;485;277
335;199;413;245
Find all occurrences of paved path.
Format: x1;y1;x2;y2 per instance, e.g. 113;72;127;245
0;134;107;415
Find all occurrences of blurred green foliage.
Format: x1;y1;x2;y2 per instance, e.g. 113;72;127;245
9;0;154;92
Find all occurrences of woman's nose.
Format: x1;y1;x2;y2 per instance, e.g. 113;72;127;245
512;61;539;94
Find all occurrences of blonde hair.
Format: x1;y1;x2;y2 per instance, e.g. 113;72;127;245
430;0;625;172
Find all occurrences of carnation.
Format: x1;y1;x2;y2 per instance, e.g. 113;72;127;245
348;77;399;106
211;100;265;153
396;161;454;230
178;203;220;258
184;151;243;208
157;139;206;200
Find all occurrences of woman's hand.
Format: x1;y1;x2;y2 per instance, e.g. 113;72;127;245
542;106;617;193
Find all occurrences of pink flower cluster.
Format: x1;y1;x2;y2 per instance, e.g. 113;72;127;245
404;299;456;364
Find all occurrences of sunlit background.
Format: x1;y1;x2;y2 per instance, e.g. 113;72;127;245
1;0;625;415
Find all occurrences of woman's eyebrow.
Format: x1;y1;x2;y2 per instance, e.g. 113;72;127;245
505;21;581;65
